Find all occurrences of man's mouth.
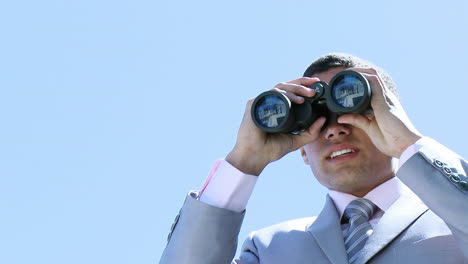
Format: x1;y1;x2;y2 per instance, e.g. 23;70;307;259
329;149;356;159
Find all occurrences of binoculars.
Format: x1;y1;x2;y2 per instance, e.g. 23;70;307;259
251;70;372;134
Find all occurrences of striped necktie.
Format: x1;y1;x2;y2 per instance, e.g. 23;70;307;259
342;198;378;264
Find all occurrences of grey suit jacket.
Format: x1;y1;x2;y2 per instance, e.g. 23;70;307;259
160;139;468;264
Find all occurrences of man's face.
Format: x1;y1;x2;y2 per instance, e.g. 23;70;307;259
300;67;395;197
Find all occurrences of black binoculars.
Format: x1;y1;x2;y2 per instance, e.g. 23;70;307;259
251;70;372;134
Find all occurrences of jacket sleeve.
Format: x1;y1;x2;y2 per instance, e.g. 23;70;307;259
397;138;468;258
159;191;246;264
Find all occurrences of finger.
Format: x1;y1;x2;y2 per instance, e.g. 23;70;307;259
292;116;327;149
357;71;400;109
337;113;371;133
240;98;269;136
345;67;385;98
245;98;255;114
242;98;257;125
275;82;316;98
347;68;397;107
271;87;305;104
361;72;399;110
286;77;320;86
358;72;392;109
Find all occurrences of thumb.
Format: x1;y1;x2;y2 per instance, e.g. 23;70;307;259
292;116;326;149
337;114;371;132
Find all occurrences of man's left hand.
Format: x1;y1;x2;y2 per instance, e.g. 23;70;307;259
337;67;422;158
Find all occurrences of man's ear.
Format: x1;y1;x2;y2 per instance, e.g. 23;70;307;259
300;147;310;165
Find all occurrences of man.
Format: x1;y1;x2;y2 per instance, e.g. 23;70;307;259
160;53;468;263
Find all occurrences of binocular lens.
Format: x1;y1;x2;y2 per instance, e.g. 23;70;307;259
332;75;366;108
254;94;288;128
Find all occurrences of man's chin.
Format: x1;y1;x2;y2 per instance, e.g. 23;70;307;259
326;166;364;180
325;172;369;191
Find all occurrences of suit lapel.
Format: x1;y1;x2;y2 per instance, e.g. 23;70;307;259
308;195;349;264
354;190;428;264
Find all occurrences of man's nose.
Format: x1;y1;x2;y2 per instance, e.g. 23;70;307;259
324;114;352;140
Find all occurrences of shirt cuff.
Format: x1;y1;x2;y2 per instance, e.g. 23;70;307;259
199;159;258;212
398;137;432;169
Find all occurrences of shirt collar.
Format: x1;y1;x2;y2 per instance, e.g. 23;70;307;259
328;177;411;219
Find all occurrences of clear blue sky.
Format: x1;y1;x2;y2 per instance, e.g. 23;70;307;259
1;0;467;263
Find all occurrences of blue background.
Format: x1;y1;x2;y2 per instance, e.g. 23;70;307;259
1;0;467;263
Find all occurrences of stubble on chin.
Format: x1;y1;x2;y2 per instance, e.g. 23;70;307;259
322;162;372;193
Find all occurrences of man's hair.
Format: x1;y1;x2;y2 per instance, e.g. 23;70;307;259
303;53;399;98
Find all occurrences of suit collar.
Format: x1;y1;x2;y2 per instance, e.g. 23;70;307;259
308;195;349;264
353;189;428;264
308;188;428;264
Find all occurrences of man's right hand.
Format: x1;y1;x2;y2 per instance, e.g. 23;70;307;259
226;77;327;176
